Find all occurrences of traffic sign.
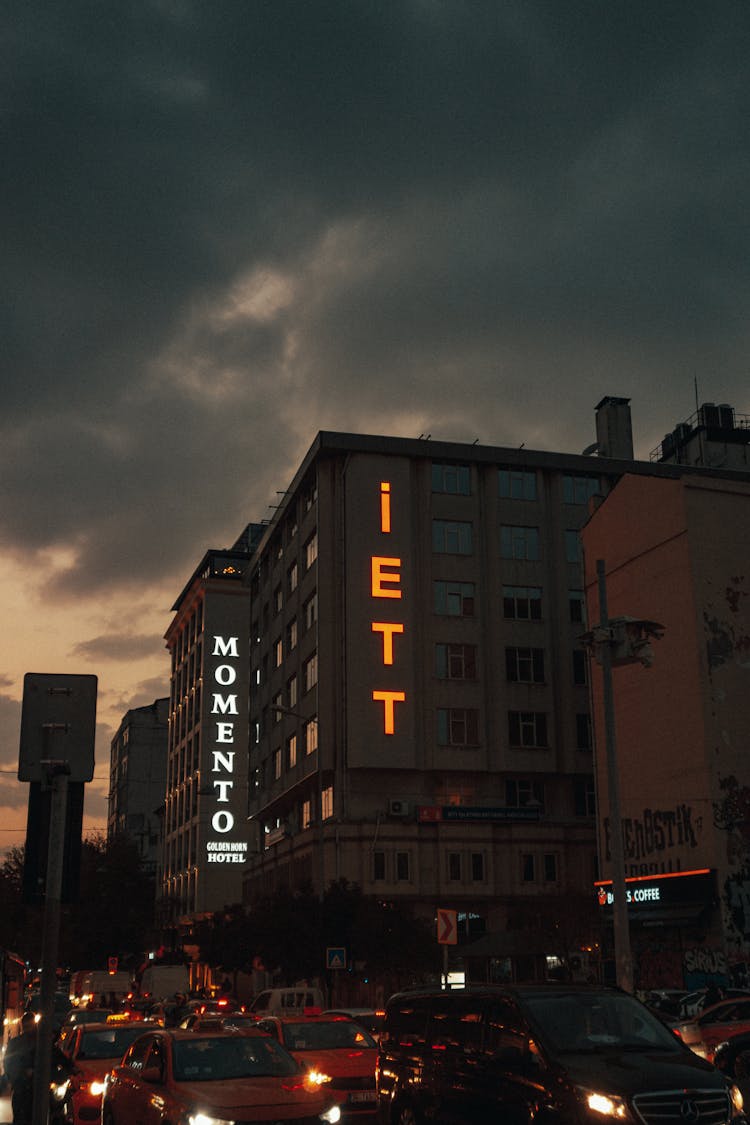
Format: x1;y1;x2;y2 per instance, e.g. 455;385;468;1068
437;908;458;945
19;673;98;782
326;947;347;970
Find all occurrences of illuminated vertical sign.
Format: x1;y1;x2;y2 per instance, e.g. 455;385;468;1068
371;481;406;734
206;634;248;865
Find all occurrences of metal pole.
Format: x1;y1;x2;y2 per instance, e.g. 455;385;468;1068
32;761;69;1125
597;560;633;994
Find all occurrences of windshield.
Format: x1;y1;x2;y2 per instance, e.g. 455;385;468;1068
281;1021;377;1050
79;1027;148;1060
173;1036;299;1081
523;992;682;1053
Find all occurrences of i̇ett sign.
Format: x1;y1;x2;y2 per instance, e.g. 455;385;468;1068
371;481;406;734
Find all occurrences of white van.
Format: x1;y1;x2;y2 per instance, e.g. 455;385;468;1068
72;970;131;1006
248;986;324;1017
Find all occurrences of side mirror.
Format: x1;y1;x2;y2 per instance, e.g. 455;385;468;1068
140;1065;163;1084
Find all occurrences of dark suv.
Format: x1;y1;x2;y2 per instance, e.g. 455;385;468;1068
376;984;747;1125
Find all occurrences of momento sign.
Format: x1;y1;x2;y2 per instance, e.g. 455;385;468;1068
205;633;248;867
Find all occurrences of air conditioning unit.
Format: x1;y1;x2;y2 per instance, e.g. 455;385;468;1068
388;798;411;817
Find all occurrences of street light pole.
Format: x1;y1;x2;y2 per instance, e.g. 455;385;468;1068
596;560;633;995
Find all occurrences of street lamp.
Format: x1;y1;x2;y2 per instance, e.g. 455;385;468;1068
581;559;664;994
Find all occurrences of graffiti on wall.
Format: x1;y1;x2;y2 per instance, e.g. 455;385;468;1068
603;805;701;868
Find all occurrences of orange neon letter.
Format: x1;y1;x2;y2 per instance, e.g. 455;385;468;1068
372;622;404;664
380;482;391;533
372;690;406;734
371;556;402;598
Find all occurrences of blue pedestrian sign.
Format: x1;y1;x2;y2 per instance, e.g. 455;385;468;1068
326;947;347;970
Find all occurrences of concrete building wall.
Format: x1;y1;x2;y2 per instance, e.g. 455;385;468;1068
582;472;750;980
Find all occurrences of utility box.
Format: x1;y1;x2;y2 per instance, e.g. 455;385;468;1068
19;673;98;782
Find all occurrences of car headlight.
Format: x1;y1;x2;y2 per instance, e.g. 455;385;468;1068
306;1069;333;1085
319;1107;341;1124
730;1084;745;1117
88;1080;107;1096
577;1087;631;1119
188;1114;235;1125
50;1079;70;1102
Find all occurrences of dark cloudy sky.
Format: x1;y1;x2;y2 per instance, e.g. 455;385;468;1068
2;0;748;850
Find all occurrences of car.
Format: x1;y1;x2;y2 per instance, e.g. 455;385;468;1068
255;1015;378;1118
322;1010;385;1042
376;984;747;1125
673;997;750;1061
715;1028;750;1082
101;1026;343;1124
51;1020;154;1124
679;988;750;1020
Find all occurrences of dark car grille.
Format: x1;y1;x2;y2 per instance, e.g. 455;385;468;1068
330;1076;376;1091
234;1117;325;1125
632;1088;733;1125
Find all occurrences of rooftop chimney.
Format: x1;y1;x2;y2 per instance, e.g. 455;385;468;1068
595;396;633;460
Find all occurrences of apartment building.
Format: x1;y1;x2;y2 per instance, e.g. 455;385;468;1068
241;399;652;968
108;697;168;875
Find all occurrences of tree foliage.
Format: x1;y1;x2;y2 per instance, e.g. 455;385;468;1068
197;879;441;990
0;834;157;972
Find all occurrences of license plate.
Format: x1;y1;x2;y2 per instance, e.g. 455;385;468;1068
349;1091;376;1103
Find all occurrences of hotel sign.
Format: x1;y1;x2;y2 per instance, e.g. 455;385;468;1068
205;633;248;866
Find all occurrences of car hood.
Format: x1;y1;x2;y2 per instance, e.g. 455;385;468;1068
176;1075;330;1112
73;1058;120;1081
556;1047;727;1095
289;1047;377;1077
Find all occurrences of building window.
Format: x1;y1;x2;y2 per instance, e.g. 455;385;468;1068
499;468;537;501
273;748;282;780
272;692;283;722
302;799;312;830
303;592;318;632
287;733;298;769
500;525;540;560
273;585;283;614
543;853;558;882
432;519;473;554
434;580;475;616
305;718;318;755
437;708;479;747
448;852;462;881
505;646;545;684
505;778;545;810
432;463;471;495
273;637;283;667
287;674;298;709
521;854;535;882
305;532;318;569
471;852;485;882
396;852;410;881
304;481;317;511
565;529;582;563
572;650;588;685
576;713;592;751
321;786;334;820
288;561;298;592
508;710;548;748
503;585;542;620
373;851;386;881
563;475;601;505
304;653;318;692
574;778;596;817
569;589;586;623
436;643;477;680
287;618;298;651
